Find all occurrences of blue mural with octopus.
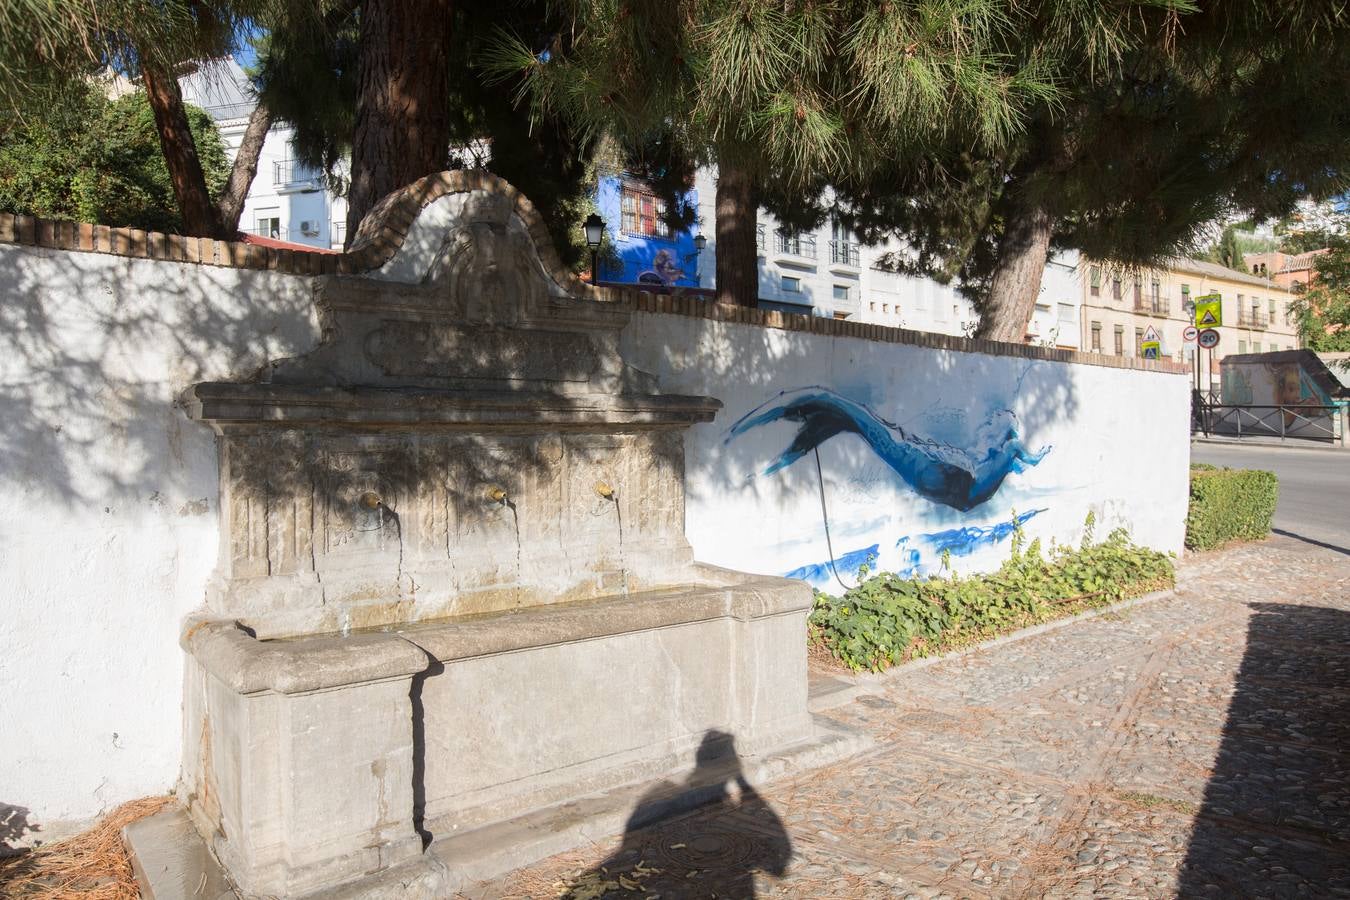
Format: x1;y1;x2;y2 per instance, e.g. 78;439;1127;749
724;387;1050;513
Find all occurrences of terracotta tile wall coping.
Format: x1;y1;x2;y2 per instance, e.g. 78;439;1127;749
0;171;1187;376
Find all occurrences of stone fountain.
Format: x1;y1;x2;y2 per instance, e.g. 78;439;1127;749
173;173;818;897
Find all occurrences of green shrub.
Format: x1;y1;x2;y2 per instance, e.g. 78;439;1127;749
810;518;1175;672
1185;466;1278;551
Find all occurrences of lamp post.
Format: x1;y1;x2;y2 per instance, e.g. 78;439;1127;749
584;213;605;285
691;233;707;284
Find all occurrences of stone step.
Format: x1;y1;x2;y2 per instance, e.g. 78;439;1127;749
432;715;872;896
124;806;238;900
126;716;871;900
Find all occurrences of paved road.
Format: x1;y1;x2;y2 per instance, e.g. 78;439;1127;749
467;537;1350;899
1191;442;1350;554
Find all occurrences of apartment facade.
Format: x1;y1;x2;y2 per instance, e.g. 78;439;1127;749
1078;256;1301;390
180;59;348;250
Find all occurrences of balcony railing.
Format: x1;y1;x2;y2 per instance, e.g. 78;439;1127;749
1238;310;1269;329
1132;296;1170;316
774;232;817;259
332;221;347;247
829;240;860;267
273;159;323;188
756;224;766;252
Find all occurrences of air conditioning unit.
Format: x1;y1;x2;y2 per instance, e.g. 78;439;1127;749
299;220;320;236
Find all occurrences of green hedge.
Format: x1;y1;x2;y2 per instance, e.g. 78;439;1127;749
810;519;1174;672
1185;465;1278;550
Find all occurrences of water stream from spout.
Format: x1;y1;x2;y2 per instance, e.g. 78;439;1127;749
505;500;523;606
613;496;629;597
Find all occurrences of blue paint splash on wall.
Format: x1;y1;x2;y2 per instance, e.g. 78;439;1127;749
783;544;878;584
906;508;1047;558
726;387;1050;512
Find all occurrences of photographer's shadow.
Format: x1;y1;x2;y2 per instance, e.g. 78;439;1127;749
563;730;792;899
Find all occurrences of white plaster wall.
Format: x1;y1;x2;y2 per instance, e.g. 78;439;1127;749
0;245;319;843
621;312;1190;588
0;235;1186;844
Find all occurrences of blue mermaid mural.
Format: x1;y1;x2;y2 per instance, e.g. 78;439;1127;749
723;385;1053;588
725;386;1050;512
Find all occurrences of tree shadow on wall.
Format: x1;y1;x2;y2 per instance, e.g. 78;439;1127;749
559;730;792;899
1178;603;1350;896
0;802;38;858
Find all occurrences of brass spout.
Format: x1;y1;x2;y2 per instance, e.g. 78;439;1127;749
593;481;615;500
358;491;383;510
485;485;508;503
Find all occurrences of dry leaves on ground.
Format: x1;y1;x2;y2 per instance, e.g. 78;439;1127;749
0;796;170;899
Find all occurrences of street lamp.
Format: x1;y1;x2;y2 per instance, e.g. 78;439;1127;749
689;233;708;283
584;213;605;284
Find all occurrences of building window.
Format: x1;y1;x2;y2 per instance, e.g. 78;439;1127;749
1057;302;1075;323
255;214;281;239
1111;277;1122;300
1090;267;1101;296
1238;340;1248;354
1132;277;1142;305
1150;279;1161;302
1134;327;1144;356
1091;321;1102;351
869;301;876;312
781;275;801;293
1253;341;1262;353
833;284;851;303
1269;298;1277;321
1181;284;1190;299
1113;324;1124;355
619;183;670;237
882;303;890;313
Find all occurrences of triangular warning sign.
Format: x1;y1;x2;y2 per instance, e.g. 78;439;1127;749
1199;309;1218;325
1144;326;1161;342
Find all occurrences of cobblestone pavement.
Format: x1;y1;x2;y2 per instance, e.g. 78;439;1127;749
465;536;1350;899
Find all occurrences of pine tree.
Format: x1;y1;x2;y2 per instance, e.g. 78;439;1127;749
846;2;1350;342
0;0;285;238
256;1;601;258
485;1;1070;306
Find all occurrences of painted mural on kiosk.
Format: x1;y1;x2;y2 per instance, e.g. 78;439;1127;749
595;175;703;288
725;383;1056;589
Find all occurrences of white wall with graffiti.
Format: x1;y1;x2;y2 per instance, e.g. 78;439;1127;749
622;313;1191;591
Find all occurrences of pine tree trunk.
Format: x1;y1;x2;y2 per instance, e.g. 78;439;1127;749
975;197;1054;343
715;153;760;307
141;65;226;238
346;0;453;239
217;102;274;234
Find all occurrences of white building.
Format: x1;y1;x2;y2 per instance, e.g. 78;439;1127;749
179;59;348;250
1028;251;1083;349
686;169;979;336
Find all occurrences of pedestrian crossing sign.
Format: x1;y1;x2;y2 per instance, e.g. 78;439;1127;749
1194;294;1222;328
1142;341;1161;360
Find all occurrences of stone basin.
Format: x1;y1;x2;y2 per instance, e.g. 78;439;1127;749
180;567;813;897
